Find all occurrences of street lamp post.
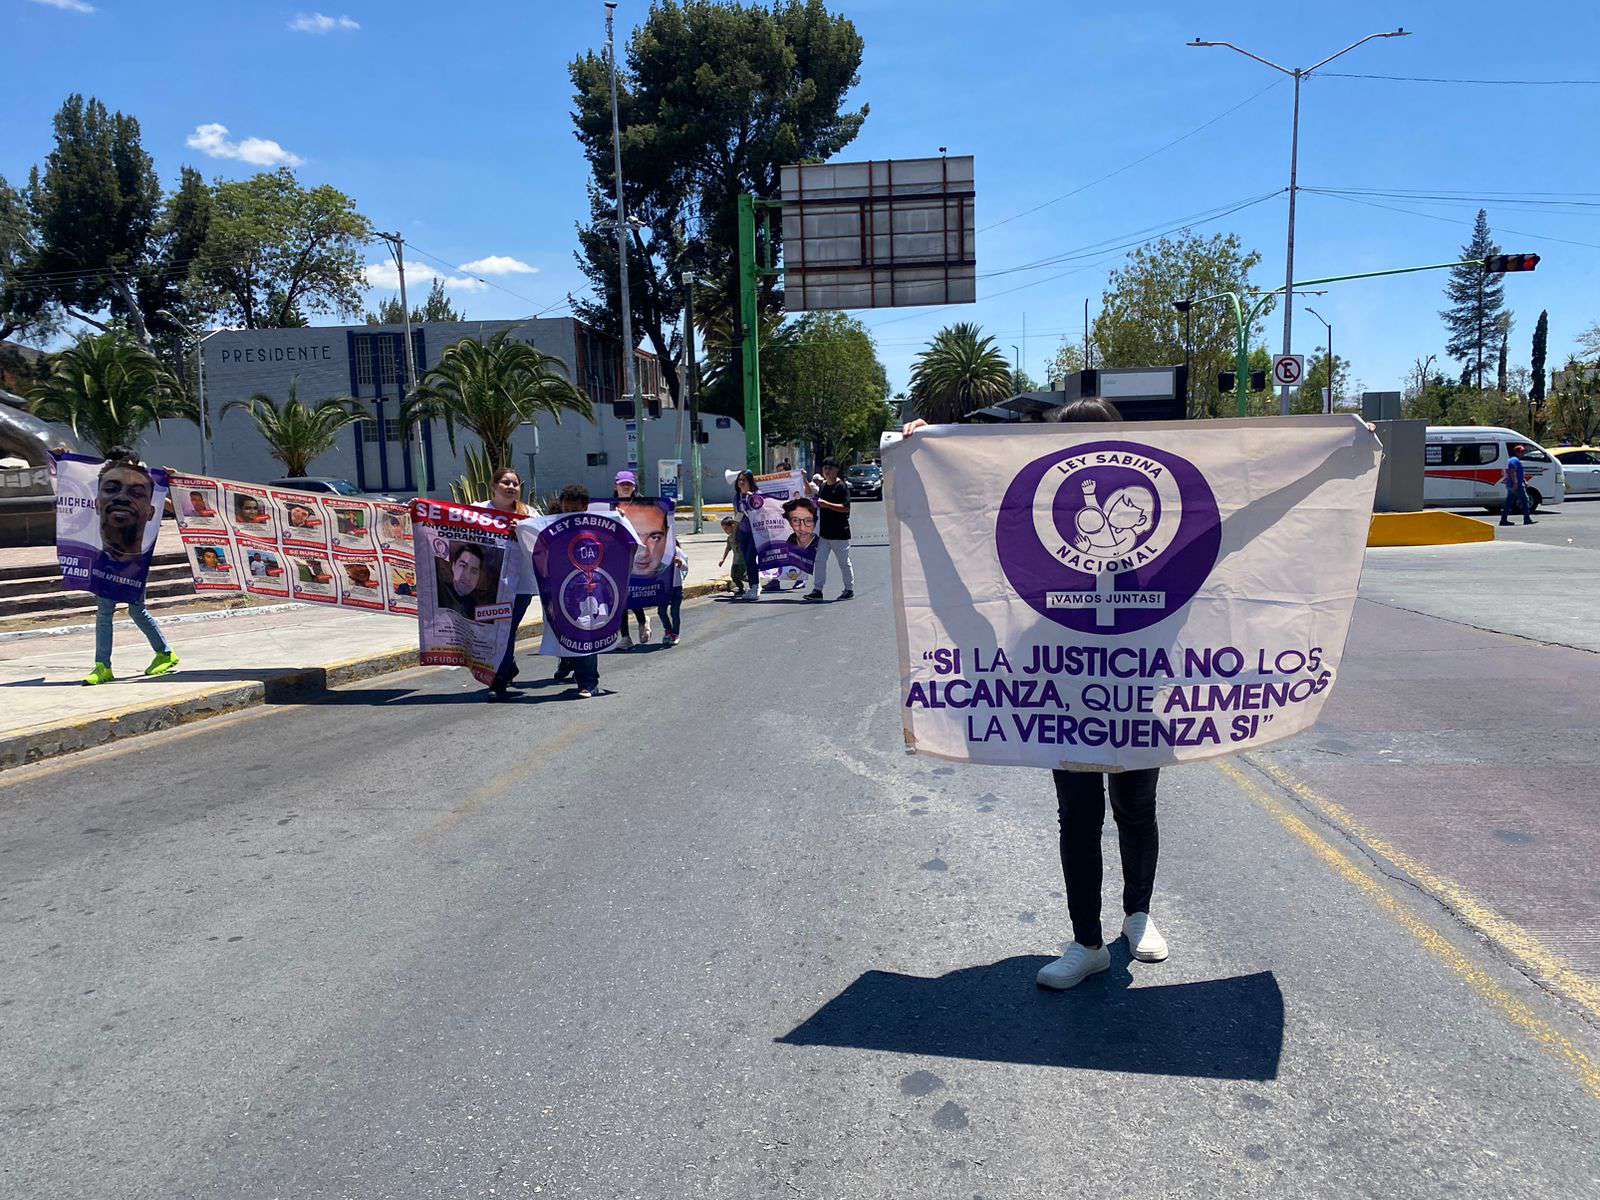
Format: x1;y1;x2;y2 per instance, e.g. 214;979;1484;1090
1304;306;1333;413
1171;299;1194;416
605;1;647;491
158;310;222;475
1189;28;1410;415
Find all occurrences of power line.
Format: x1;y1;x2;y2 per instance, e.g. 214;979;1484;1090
978;79;1283;233
1301;187;1600;251
1321;71;1600;85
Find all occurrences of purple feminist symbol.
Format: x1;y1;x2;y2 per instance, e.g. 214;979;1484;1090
569;531;603;595
995;440;1221;635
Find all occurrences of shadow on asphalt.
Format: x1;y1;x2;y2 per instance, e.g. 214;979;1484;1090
778;949;1284;1081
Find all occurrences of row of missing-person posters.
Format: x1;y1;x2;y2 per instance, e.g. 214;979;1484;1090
56;415;1383;770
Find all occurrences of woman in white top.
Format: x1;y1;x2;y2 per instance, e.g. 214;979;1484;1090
476;466;534;700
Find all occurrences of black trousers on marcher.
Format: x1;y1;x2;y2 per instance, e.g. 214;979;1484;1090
1052;768;1160;948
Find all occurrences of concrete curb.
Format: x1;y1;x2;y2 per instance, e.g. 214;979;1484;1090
0;579;731;774
1368;511;1496;547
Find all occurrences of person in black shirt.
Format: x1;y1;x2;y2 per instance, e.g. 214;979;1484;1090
804;458;854;601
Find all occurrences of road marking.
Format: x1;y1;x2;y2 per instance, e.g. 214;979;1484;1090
417;719;598;845
1217;758;1600;1102
1249;755;1600;1023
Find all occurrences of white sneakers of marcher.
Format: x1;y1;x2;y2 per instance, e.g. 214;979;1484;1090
1036;943;1111;990
1122;912;1168;962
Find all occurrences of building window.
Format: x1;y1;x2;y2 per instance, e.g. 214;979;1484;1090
358;418;407;444
355;338;374;385
377;338;398;386
586;451;609;467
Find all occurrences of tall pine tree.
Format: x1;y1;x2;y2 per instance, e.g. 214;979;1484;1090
1440;209;1505;392
1530;309;1549;408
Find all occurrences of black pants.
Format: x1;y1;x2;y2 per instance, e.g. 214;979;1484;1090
493;593;535;687
1053;768;1160;948
656;593;682;637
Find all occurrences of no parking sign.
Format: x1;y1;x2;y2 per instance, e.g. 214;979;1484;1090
1272;354;1305;388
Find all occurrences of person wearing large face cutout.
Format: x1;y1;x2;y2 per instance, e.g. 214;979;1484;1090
81;448;180;685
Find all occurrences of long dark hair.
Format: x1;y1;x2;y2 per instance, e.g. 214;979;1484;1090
732;469;757;505
1045;397;1123;424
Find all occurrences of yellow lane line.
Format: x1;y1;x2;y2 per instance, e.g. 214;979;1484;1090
1216;758;1600;1102
416;719;597;845
1249;755;1600;1023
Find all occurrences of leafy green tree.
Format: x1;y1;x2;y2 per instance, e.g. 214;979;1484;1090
401;330;593;470
219;379;364;477
365;276;465;325
1092;230;1269;418
196;168;372;328
1530;309;1548;412
763;311;889;461
1045;338;1086;385
1298;348;1350;413
27;330;194;454
908;322;1012;423
13;95;163;341
0;173;60;344
1010;367;1040;394
568;0;868;407
1440;209;1505;393
1547;357;1600;444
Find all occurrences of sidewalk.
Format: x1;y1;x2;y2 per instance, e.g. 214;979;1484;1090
0;524;735;771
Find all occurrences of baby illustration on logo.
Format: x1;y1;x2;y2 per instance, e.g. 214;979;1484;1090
1072;480;1156;558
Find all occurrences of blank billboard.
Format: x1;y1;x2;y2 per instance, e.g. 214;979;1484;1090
780;156;975;312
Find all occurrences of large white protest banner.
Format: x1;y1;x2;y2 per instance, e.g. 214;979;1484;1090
884;415;1381;771
170;473;414;617
412;499;518;684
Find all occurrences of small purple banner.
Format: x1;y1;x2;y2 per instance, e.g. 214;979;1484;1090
524;511;640;655
54;452;170;604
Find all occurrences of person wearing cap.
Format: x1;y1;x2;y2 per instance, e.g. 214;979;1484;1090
612;470;653;646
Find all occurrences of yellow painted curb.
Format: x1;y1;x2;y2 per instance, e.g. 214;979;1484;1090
1368;511;1495;547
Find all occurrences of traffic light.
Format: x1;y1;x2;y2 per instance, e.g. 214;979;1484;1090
1218;371;1235;393
1482;253;1540;273
613;398;636;419
694;429;710;445
646;396;662;420
1250;369;1267;393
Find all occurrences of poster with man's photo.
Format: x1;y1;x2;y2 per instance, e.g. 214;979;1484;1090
747;469;820;576
326;498;377;552
224;482;279;542
334;550;386;611
170;474;226;533
411;498;518;684
273;490;330;551
589;497;676;606
374;504;412;553
522;509;640;656
182;533;242;592
239;536;290;599
286;551;340;605
53;452;171;603
384;552;419;617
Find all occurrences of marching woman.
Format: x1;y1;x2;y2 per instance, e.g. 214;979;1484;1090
902;398;1167;990
611;470;653;646
476;466;535;701
731;469;762;602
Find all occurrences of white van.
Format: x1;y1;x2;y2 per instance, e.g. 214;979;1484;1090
1424;426;1566;512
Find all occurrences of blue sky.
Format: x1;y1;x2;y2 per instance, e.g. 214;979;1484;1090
6;0;1600;396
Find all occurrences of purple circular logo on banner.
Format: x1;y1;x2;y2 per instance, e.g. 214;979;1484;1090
557;565;621;631
996;439;1221;635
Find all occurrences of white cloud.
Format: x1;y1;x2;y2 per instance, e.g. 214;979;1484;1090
28;0;97;12
288;12;359;33
363;261;488;293
186;123;305;169
458;255;538;276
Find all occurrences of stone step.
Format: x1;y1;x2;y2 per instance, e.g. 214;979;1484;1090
0;559;192;601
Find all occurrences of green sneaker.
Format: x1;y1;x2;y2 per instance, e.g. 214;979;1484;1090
144;650;179;678
82;662;114;686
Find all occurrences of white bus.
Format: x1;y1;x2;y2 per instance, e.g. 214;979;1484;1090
1424;425;1566;512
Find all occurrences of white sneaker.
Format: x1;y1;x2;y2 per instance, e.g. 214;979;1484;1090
642;619;654;643
746;586;760;601
618;634;633;650
1122;912;1168;962
1036;943;1111;990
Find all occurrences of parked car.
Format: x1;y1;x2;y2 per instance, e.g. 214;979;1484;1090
845;463;883;500
1423;426;1565;512
269;477;402;504
1550;446;1600;496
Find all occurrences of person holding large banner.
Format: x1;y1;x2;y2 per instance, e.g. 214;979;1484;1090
522;483;639;699
54;447;180;685
474;466;536;700
893;400;1380;990
731;470;761;601
411;498;519;686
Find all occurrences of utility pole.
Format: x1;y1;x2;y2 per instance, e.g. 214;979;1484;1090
377;232;428;494
1083;298;1091;369
1305;305;1333;413
158;310;217;475
1190;28;1410;415
683;275;703;533
605;1;646;491
1171;299;1194;417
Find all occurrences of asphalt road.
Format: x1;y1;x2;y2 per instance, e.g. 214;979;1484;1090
5;504;1599;1199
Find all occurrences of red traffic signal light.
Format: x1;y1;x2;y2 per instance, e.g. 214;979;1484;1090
1482;253;1540;273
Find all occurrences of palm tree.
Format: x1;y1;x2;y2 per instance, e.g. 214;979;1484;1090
908;322;1014;424
400;330;593;471
28;331;195;455
220;379;366;477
